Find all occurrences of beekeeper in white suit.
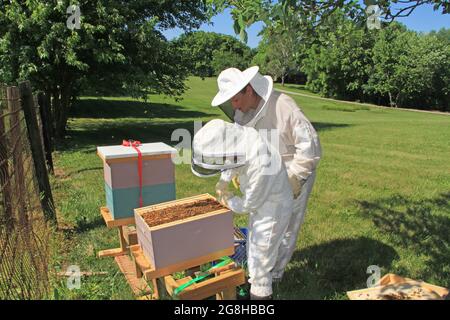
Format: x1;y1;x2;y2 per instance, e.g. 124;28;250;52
211;66;322;289
191;118;294;299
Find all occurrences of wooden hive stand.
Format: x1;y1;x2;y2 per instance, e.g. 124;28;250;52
98;206;136;258
131;244;246;300
97;206;159;299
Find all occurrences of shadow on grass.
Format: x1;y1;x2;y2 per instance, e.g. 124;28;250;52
57;120;202;153
71;99;209;119
58;121;351;153
66;167;103;176
60;98;352;153
73;215;106;234
58;214;106;237
357;192;450;288
311;122;352;132
279;237;398;299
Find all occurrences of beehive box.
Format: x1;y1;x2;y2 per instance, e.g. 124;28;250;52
347;273;449;300
97;142;177;219
134;194;234;270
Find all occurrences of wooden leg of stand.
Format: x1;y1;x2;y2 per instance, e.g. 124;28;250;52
152;279;160;300
119;226;127;251
98;226;129;258
134;255;143;279
217;287;236;300
135;263;143;279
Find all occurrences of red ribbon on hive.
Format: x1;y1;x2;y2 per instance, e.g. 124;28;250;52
122;139;143;207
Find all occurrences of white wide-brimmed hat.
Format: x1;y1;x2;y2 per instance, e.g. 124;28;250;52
211;66;274;127
211;66;260;107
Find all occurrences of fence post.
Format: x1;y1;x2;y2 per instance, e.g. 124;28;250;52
19;81;57;226
8;86;28;227
0;88;14;230
37;93;54;174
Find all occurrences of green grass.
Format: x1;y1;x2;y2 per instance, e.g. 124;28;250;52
50;76;450;300
273;83;320;97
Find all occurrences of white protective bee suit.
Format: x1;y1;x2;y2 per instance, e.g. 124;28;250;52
191;119;294;297
212;66;322;282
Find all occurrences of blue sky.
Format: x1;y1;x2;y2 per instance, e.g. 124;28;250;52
163;3;449;48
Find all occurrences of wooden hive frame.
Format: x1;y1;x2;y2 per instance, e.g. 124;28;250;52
347;273;449;300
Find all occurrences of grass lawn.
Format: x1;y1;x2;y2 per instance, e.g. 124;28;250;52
50;76;450;300
273;82;320;97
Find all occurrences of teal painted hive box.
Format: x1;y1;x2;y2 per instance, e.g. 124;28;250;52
97;142;177;219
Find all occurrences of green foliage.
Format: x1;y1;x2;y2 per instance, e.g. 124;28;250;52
366;24;450;109
213;1;449;43
211;1;449;110
208;0;272;42
174;31;254;77
301;11;376;100
300;12;450;110
211;0;366;42
0;0;211;137
252;9;300;85
428;27;450;44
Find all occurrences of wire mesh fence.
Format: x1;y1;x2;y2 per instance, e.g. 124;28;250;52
0;85;51;299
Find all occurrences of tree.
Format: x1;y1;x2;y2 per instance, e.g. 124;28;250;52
428;27;450;44
210;35;254;75
0;1;211;139
408;33;450;110
174;31;253;77
209;0;449;42
367;24;417;107
369;26;450;109
253;30;297;86
174;31;225;78
252;7;302;86
300;10;375;100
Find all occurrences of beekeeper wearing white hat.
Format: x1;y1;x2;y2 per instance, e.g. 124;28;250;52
191;119;293;299
212;66;322;289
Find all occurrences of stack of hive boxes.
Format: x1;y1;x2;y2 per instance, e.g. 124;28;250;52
97;142;177;219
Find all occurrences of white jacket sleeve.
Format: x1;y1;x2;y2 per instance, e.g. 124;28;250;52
240;149;277;213
287;109;321;181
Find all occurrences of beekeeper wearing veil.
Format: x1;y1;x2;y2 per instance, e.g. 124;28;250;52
191;118;293;300
210;66;322;297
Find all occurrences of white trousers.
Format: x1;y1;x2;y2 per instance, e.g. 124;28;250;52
271;171;316;280
247;199;292;297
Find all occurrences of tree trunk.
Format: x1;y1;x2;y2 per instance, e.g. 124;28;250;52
281;75;285;86
56;89;70;139
44;89;56;139
395;92;401;108
52;88;62;139
388;92;396;108
52;75;73;140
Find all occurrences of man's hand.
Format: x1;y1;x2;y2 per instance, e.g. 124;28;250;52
218;190;233;207
215;180;229;199
217;190;247;214
288;171;303;198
